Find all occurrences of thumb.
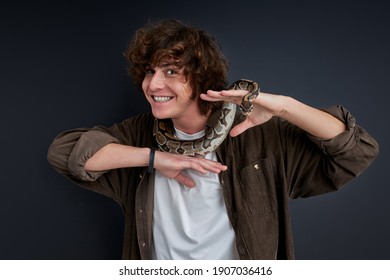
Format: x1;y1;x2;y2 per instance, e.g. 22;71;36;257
175;173;196;188
229;120;253;137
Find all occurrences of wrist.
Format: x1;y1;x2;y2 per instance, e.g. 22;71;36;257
148;148;156;173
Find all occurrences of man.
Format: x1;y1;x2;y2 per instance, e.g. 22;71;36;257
47;19;378;259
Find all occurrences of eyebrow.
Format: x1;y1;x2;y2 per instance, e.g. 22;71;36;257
159;62;179;68
146;61;183;70
160;63;172;67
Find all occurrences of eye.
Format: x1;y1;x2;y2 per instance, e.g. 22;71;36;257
145;68;155;75
166;69;177;75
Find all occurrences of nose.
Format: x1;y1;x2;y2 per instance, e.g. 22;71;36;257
148;71;165;91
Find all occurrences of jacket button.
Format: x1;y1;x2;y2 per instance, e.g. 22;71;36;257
254;164;259;170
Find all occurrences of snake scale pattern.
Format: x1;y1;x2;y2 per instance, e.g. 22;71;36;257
153;79;260;156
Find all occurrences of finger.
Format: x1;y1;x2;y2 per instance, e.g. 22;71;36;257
200;91;229;102
219;89;248;97
199;93;218;102
203;161;228;173
229;121;253;137
202;90;247;105
205;90;239;99
186;158;227;174
175;173;196;188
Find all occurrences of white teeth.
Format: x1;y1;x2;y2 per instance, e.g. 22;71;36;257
153;96;172;103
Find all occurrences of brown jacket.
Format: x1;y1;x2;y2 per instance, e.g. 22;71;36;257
47;105;379;259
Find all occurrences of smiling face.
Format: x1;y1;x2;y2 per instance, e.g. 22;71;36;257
142;61;206;132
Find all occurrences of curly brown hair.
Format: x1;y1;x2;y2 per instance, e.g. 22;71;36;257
124;19;229;116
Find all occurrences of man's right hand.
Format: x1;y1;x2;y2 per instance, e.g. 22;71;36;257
153;150;227;188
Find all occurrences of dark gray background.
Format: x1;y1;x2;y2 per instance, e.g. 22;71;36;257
0;0;388;259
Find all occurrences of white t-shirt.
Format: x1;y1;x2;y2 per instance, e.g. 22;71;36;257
152;128;239;260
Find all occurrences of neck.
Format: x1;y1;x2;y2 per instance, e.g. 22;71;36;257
172;114;208;134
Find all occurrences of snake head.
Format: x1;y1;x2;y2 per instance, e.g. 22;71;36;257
228;79;260;116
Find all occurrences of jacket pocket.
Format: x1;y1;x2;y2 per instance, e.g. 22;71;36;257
238;156;278;215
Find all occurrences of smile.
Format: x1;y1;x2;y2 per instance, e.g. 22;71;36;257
153;96;173;103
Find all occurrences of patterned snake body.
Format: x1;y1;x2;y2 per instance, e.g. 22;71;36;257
153;79;260;156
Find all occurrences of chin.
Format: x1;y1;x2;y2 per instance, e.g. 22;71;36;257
151;109;171;120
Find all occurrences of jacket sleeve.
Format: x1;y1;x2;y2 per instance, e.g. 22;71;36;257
48;129;120;181
47;113;153;204
282;105;379;198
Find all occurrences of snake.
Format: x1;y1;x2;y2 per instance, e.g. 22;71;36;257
153;79;260;156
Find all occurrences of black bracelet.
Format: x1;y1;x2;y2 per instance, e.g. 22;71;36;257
148;148;156;173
